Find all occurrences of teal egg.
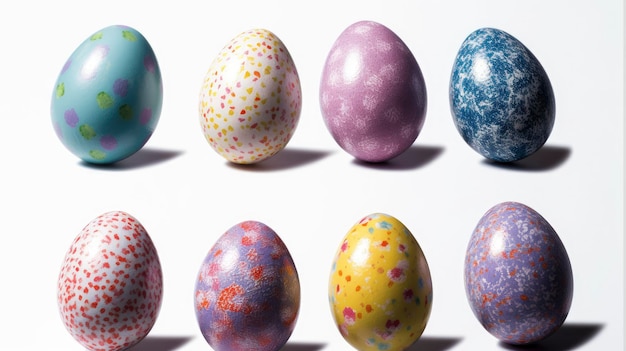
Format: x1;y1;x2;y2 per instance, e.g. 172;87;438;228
51;25;162;164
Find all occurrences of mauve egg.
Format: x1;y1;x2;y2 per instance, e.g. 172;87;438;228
320;21;427;163
194;221;300;351
51;25;163;164
199;29;302;164
464;202;573;345
449;28;555;162
57;211;163;351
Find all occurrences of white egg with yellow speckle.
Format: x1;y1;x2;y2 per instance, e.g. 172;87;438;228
199;28;302;164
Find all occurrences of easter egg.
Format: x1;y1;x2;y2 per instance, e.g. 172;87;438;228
449;28;555;162
194;220;300;351
329;213;432;351
51;25;163;164
57;211;163;351
464;201;573;344
320;21;427;163
199;29;302;164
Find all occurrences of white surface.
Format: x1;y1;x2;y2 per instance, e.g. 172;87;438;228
0;0;623;350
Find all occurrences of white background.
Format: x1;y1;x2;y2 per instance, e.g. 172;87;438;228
0;1;623;350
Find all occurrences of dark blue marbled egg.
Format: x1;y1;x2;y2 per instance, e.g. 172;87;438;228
449;28;555;162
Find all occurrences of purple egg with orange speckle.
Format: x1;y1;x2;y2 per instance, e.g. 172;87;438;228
464;201;573;345
194;221;300;351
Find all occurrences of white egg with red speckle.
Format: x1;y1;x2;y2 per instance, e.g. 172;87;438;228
57;211;163;351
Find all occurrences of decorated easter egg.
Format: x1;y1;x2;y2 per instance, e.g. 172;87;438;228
320;21;427;163
199;29;302;164
449;28;555;162
329;213;432;351
195;220;300;351
57;211;163;351
464;201;573;344
51;25;163;164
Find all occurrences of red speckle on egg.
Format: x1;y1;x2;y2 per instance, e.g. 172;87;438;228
57;211;162;351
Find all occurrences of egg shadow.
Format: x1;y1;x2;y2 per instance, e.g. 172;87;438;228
227;148;333;172
79;147;184;171
281;341;327;351
352;145;444;170
406;336;463;351
498;323;604;351
129;336;193;351
482;145;571;172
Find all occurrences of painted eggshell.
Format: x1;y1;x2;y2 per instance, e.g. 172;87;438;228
464;202;573;344
51;25;163;164
57;211;163;351
320;21;427;163
329;213;432;351
199;29;302;164
195;221;300;351
449;28;555;162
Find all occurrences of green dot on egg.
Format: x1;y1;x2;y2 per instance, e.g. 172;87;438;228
79;124;96;140
89;149;106;160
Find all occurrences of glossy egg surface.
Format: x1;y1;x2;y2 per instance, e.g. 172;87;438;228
464;201;573;344
199;29;302;164
320;21;427;163
51;25;163;164
449;28;555;162
329;213;432;351
57;211;163;351
195;220;300;351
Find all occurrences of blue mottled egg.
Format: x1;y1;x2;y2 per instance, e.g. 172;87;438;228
449;28;555;162
464;202;573;345
51;25;163;164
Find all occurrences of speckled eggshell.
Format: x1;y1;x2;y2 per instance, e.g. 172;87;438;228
57;211;163;351
199;29;302;164
320;21;427;163
449;28;555;162
464;202;573;345
195;221;300;351
51;25;163;164
329;213;432;351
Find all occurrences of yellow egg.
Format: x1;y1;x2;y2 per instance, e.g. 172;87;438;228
329;213;432;351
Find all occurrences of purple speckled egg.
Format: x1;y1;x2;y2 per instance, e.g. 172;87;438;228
319;20;427;163
464;202;573;345
194;221;300;351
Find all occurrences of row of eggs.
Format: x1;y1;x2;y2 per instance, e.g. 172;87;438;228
51;21;555;166
57;201;573;351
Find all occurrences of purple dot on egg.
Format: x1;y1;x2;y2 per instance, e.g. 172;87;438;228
80;45;110;80
100;135;118;150
53;122;63;139
113;79;129;97
144;54;155;73
140;108;152;125
61;59;72;74
64;108;79;127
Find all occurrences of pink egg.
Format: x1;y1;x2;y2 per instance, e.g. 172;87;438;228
57;211;163;351
320;21;427;163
